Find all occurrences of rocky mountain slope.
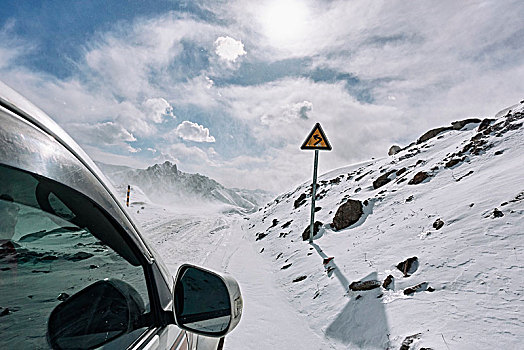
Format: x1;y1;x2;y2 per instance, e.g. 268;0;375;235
245;101;524;349
96;161;271;212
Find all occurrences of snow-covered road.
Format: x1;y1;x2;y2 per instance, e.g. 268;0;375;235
133;203;329;349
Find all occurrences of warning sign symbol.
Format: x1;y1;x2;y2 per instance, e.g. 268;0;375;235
301;123;332;150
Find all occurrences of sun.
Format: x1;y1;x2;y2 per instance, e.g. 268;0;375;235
261;0;310;46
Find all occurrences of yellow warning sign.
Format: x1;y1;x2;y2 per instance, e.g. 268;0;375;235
301;123;332;150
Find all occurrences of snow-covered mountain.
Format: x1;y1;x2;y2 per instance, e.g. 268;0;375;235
96;161;272;212
244;101;524;349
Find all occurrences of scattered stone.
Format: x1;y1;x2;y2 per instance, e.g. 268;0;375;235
32;270;51;273
469;203;475;207
500;202;508;206
388;145;402;155
66;252;94;262
397;257;419;277
315;207;322;212
57;293;70;302
259;248;264;253
403;282;429;295
408;172;430;185
276;253;283;260
456;170;474;181
294;193;307;209
406;195;414;203
270;219;279;228
493;208;504;218
293;275;307;283
279;232;289;238
89;264;99;269
427;287;435;292
256;232;268;241
373;170;396;189
281;220;292;229
281;264;292;270
349;280;381;291
445;159;461;168
313;291;320;299
400;333;421;350
433;218;444;230
355;295;362;300
332;199;364;230
382;275;394;289
494;150;504;155
302;221;323;241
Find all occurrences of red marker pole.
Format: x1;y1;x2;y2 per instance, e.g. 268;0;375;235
126;185;130;207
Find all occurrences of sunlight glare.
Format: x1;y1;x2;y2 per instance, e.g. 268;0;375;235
261;0;310;46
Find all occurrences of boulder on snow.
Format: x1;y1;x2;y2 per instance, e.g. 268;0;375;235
417;126;451;144
408;172;430;185
493;208;504;218
433;218;444;230
397;257;419;277
349;280;381;291
445;158;461;168
373;170;396;189
294;193;307;209
382;275;394;289
403;282;429;295
302;221;323;241
332;199;364;231
451;118;481;130
388;145;402;155
478;118;495;131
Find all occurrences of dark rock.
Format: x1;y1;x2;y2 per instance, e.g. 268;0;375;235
294;193;307;209
281;220;292;229
427;287;435;292
494;150;504;155
302;221;323;241
433;219;444;230
383;275;394;289
451;118;481;130
403;282;429;295
0;308;11;317
256;232;268;241
281;264;292;270
66;252;94;262
270;219;279;227
396;167;407;176
349;280;381;291
355;295;362;300
293;275;307;283
417;126;452;144
373;170;396;189
408;172;430;185
388;145;402;155
469;203;475;207
400;333;421;350
397;257;419;277
478;118;495;131
276;253;283;260
445;159;461;168
332;200;363;230
329;177;341;185
57;293;70;301
405;195;414;202
279;232;289;238
89;264;99;269
259;248;264;253
493;208;504;218
315;207;322;212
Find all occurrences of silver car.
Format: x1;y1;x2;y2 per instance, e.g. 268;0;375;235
0;81;242;350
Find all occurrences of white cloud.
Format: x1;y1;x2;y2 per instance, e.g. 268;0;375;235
175;121;216;143
142;98;175;123
214;36;247;61
67;121;139;153
260;100;313;125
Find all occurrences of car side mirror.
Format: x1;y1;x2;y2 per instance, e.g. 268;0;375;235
173;264;242;337
47;279;146;350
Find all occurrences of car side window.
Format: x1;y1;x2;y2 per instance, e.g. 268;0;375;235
0;164;151;349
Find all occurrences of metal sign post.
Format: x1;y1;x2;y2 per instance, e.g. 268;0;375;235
301;123;332;243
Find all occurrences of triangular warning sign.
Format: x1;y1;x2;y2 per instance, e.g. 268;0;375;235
301;123;332;150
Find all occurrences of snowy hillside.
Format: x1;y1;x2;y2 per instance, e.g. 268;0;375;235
96;161;272;212
244;102;524;349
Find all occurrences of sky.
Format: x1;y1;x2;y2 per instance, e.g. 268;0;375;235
1;0;523;193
